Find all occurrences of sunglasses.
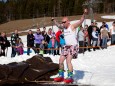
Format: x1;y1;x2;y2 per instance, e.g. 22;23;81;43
37;30;40;31
62;21;66;24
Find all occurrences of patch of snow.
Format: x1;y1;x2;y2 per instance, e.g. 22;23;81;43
101;15;115;19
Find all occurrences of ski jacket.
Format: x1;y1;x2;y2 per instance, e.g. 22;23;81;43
27;34;35;47
34;33;44;44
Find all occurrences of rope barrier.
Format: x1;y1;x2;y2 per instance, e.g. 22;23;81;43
13;43;114;51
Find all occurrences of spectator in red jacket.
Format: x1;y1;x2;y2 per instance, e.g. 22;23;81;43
56;29;62;43
56;29;62;55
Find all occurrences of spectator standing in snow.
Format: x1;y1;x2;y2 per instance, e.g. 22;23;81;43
42;31;50;54
88;22;94;49
0;32;9;56
48;36;57;55
92;27;99;51
34;28;44;54
39;40;48;55
60;30;66;47
27;30;36;55
15;38;24;55
101;26;109;49
56;29;62;55
110;21;115;45
47;28;53;54
94;22;100;49
11;30;19;57
78;26;85;53
84;25;91;52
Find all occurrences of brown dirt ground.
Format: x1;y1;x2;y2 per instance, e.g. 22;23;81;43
0;13;114;36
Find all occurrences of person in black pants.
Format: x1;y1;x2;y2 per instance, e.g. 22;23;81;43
42;31;50;54
0;32;9;56
27;30;37;55
11;30;19;57
88;22;94;49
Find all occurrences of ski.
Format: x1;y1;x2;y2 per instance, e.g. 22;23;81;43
25;78;63;84
25;78;82;85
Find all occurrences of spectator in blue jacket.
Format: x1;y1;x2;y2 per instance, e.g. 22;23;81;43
60;32;66;47
92;27;99;51
48;36;57;55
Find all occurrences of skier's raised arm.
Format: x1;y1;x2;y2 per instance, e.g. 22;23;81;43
51;18;64;29
72;9;88;29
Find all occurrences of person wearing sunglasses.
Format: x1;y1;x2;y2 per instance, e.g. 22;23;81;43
52;9;88;83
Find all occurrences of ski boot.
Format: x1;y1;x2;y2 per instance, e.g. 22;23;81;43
54;70;64;82
64;70;73;84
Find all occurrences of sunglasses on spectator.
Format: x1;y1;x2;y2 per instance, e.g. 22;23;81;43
37;29;40;31
62;21;66;24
